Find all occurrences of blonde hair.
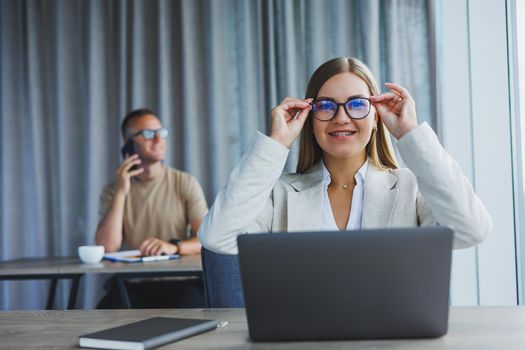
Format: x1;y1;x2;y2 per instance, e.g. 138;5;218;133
297;57;398;173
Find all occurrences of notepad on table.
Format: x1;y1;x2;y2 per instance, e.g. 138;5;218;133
79;317;220;350
103;250;179;263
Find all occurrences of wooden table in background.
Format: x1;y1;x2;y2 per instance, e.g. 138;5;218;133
0;256;202;309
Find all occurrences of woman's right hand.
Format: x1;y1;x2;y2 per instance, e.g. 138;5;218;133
115;154;144;195
270;97;312;148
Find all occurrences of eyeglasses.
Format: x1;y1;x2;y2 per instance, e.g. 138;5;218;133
310;97;372;121
131;128;169;140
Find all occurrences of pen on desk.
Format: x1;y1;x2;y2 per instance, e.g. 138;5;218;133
141;255;170;262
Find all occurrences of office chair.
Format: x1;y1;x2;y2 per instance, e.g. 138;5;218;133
201;247;245;308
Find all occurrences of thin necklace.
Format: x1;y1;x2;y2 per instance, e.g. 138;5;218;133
329;183;353;190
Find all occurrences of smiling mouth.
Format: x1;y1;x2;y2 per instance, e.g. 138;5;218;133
328;131;356;136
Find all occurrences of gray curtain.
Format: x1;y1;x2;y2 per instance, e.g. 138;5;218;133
0;0;436;309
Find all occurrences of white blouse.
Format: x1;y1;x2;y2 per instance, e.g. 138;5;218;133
320;160;368;231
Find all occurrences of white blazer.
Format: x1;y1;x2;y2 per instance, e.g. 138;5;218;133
198;123;492;254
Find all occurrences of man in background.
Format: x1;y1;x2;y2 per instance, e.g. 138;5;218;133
95;108;208;308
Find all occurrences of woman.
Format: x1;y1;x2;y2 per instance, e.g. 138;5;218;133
198;57;492;254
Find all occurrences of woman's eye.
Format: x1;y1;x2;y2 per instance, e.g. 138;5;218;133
319;101;335;110
348;99;367;109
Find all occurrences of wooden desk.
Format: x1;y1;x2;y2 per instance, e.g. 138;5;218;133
0;307;524;349
0;256;202;309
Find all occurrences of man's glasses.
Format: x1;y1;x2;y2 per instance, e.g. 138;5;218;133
131;128;169;140
310;97;372;121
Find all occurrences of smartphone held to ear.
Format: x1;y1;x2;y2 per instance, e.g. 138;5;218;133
121;140;137;158
120;140;139;171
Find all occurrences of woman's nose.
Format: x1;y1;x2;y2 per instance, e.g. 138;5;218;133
333;105;350;124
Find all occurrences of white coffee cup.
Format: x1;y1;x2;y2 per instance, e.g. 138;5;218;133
78;245;105;264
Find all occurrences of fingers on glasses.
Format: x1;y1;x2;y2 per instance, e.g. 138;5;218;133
280;98;313;111
371;83;411;104
276;98;313;121
370;91;400;103
385;82;411;98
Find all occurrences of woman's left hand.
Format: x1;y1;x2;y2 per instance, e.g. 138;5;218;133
370;82;418;140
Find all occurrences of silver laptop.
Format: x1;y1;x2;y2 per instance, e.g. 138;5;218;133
237;226;453;341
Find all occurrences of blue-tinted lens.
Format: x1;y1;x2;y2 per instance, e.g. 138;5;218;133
345;98;370;119
312;100;338;120
347;98;368;110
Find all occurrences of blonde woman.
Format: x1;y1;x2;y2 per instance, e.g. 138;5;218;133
198;57;492;254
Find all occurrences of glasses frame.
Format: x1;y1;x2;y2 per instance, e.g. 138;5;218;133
310;97;372;121
131;128;169;140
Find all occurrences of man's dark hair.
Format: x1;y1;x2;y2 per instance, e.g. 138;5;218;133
121;108;159;139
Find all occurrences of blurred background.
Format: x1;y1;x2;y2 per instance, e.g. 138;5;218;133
0;0;524;309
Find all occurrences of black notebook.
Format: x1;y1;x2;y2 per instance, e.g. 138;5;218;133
79;317;219;350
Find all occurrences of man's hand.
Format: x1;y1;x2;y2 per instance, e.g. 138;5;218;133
115;154;144;195
139;238;177;256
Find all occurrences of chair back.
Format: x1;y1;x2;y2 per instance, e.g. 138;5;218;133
201;247;244;307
